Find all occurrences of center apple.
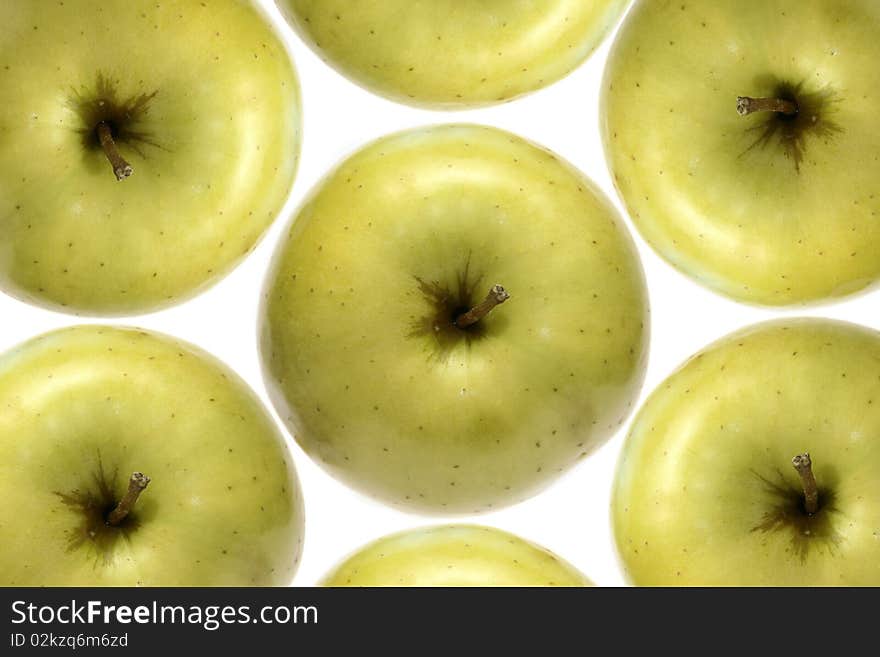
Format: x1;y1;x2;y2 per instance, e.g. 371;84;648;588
260;124;649;514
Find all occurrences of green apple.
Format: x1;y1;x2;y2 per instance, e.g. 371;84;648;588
261;124;649;513
0;326;304;586
613;318;880;586
601;0;880;305
276;0;629;108
0;0;301;315
322;525;591;586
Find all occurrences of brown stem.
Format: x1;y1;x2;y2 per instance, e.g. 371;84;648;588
455;284;510;329
791;454;819;514
96;122;133;181
106;472;150;526
736;96;799;117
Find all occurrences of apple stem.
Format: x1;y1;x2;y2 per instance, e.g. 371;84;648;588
96;122;134;181
455;285;510;329
736;96;799;117
791;454;819;515
106;472;150;526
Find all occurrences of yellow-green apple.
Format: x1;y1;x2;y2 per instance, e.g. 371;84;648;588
322;525;591;586
276;0;629;108
614;318;880;586
601;0;880;305
0;326;304;586
0;0;301;315
261;124;649;513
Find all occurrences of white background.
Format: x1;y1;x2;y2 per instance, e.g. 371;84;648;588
2;0;877;586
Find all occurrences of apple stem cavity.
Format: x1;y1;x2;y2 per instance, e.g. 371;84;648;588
96;121;134;181
106;472;150;526
736;96;799;118
454;284;510;329
791;454;819;515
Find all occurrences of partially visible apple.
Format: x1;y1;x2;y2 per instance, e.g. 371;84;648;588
322;525;591;586
276;0;629;108
601;0;880;305
0;326;304;586
261;124;649;513
613;319;880;586
0;0;301;315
